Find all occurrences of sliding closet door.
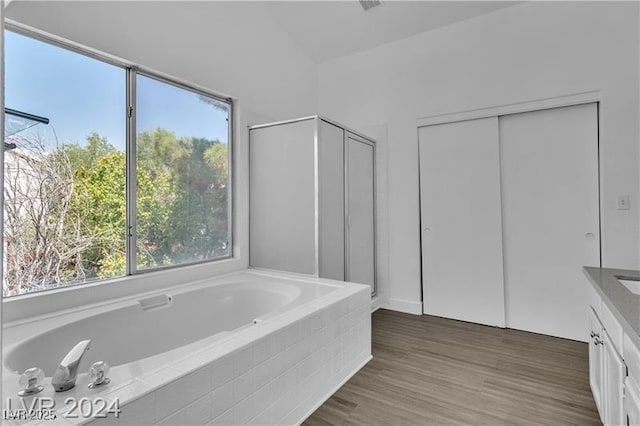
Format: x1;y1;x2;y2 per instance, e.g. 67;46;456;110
346;134;376;293
500;103;599;342
419;117;506;327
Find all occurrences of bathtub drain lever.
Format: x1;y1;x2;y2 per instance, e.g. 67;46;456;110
138;294;172;311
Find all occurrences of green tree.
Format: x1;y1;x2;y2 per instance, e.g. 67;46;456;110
76;152;127;277
4;128;229;295
64;132;117;171
135;129;229;267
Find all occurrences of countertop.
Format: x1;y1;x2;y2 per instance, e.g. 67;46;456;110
584;266;640;349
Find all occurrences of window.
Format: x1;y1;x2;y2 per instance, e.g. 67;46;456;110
4;30;127;296
3;29;232;297
134;74;231;271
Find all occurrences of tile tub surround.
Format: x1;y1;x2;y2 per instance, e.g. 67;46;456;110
583;266;640;347
3;275;371;425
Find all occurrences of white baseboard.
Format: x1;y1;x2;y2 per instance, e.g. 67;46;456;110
383;298;423;315
370;296;381;312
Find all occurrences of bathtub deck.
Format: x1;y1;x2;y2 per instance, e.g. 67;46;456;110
304;309;600;425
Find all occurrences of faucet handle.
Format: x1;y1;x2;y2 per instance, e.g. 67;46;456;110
88;361;111;389
18;367;45;396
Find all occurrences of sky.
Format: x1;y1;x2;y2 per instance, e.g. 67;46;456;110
5;30;229;151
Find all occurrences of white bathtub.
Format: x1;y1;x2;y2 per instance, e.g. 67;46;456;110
2;269;372;425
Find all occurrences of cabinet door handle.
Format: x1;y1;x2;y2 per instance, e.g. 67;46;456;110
594;338;604;345
590;331;600;338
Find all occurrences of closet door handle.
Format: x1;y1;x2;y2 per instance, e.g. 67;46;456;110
585;232;595;241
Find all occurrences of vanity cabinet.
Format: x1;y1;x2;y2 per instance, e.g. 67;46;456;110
625;376;640;425
589;308;604;416
603;328;626;425
624;334;640;426
587;284;632;426
249;116;376;295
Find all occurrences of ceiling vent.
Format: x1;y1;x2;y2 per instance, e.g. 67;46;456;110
358;0;382;11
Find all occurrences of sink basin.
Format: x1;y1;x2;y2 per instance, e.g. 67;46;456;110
616;276;640;295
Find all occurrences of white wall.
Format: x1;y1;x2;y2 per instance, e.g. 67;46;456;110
3;1;317;319
318;1;640;313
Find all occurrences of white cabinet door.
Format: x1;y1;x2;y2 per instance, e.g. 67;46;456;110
346;134;376;292
603;329;626;426
500;103;600;342
418;117;506;327
590;308;605;418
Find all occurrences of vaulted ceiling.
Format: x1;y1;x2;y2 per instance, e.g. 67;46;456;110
5;1;520;65
256;1;520;63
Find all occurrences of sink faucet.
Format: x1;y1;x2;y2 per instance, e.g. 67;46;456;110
52;340;91;392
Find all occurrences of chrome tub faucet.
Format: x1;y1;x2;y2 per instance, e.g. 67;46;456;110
52;340;91;392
